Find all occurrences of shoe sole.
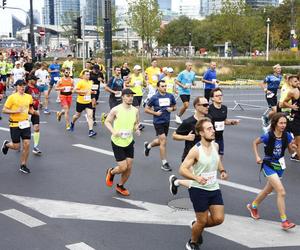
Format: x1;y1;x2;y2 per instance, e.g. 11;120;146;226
161;166;172;172
282;224;296;231
19;169;30;174
169;175;177;195
89;133;97;137
105;168;113;187
246;204;260;220
116;189;130;196
2;140;9;155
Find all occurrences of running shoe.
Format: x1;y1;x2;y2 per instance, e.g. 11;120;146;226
144;141;151;156
44;108;50;114
32;147;42;155
1;140;9;155
138;124;145;131
161;162;172;172
56;111;62;122
19;165;30;174
88;130;97;137
93;121;97;127
246;203;260;220
281;220;296;230
169;175;178;195
101;112;107;125
66;124;71;131
70;122;75;132
175;115;182;124
105;168;114;187
185;239;200;250
116;184;130;196
290;154;300;162
261;114;269;127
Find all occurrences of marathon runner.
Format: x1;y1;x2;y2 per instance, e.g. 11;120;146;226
144;58;160;106
62;55;75;78
11;61;25;85
202;62;219;101
48;57;61;103
35;63;50;114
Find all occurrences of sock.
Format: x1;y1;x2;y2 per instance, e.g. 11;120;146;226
280;214;287;222
147;143;152;149
33;132;40;148
174;180;180;186
162;159;168;165
251;201;258;209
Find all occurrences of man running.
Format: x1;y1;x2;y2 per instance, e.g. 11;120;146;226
248;113;296;230
179;117;228;250
202;62;218;101
35;62;50;114
163;67;177;95
144;80;176;171
105;66;124;109
175;62;196;124
105;88;140;196
144;58;160;105
11;61;25;85
2;79;39;174
62;55;74;78
48;57;61;103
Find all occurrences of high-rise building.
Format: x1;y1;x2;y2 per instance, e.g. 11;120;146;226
158;0;172;10
171;0;201;19
85;0;102;26
246;0;279;8
43;0;80;25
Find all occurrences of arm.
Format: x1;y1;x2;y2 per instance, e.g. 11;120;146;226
144;105;161;116
283;90;298;110
225;119;240;125
104;108;119;137
253;137;263;164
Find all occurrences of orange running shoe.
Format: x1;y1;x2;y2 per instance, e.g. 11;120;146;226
281;220;296;231
247;204;260;220
105;168;114;187
116;184;130;196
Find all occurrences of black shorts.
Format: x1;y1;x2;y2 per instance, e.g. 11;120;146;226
31;114;40;125
109;96;122;109
266;94;277;107
133;96;143;107
154;122;170;136
111;140;134;162
76;102;93;113
215;138;224;155
291;119;300;136
0;75;7;82
180;94;190;103
189;187;224;213
204;89;212;101
10;127;31;143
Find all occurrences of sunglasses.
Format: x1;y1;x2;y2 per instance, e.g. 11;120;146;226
197;103;209;107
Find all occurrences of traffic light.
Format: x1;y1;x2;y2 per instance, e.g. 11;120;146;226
72;17;82;39
2;0;7;9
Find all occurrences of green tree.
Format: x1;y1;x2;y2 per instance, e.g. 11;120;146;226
126;0;162;50
60;11;80;46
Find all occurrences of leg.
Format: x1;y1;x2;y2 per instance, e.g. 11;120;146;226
178;101;189;117
191;211;208;243
44;90;49;109
72;112;81;123
119;158;133;185
33;124;40;148
64;105;70;126
252;181;273;206
85;108;94;130
206;205;225;227
158;133;167;161
21;139;30;165
293;136;300;159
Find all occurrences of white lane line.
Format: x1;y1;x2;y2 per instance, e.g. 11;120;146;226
72;144;114;156
65;242;95;250
218;180;263;194
235;116;261;121
0;209;46;228
0;127;9;132
141;122;177;130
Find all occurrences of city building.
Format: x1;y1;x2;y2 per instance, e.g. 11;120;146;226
246;0;279;8
171;0;201;19
12;15;25;38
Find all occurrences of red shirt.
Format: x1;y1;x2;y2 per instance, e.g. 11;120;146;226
25;85;40;109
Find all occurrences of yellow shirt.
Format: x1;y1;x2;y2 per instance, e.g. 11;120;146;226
163;76;176;94
145;66;160;87
4;93;33;127
76;79;93;104
62;60;74;76
280;82;292;113
130;73;144;96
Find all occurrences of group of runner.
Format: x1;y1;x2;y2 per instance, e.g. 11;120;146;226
0;53;298;250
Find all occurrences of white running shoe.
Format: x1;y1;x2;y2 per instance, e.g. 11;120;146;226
175;115;182;124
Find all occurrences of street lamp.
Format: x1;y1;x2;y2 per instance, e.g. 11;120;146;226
266;17;271;61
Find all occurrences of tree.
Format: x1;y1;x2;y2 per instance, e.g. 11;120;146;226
126;0;162;50
60;11;80;47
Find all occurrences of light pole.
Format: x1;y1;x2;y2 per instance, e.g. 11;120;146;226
266;17;270;61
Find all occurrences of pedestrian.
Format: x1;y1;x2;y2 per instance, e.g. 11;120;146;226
202;61;218;101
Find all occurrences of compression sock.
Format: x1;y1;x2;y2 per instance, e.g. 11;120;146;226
280;214;287;222
33;132;40;148
251;201;258;209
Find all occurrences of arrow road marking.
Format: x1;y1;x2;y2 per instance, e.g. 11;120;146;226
1;193;300;248
66;242;95;250
0;208;46;228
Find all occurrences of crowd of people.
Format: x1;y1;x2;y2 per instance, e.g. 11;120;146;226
0;51;298;250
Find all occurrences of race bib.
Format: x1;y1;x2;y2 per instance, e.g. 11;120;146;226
215;121;225;131
201;171;217;185
167;84;174;90
152;75;158;81
185;83;192;88
64;86;71;92
279;157;286;170
84;95;91;101
158;98;170;107
119;130;132;139
92;84;99;90
54;77;60;81
134;80;142;86
18;120;30;129
212;79;217;84
115;91;122;98
267;92;275;98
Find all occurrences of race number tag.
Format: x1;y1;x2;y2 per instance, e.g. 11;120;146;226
18;120;30;129
84;95;91;101
54;77;60;81
279;157;286;170
185;83;192;89
167;84;173;90
152;75;158;81
37;80;45;86
158;98;170;107
92;84;99;90
115;91;122;97
64;86;71;92
119;130;132;139
267;92;275;98
214;121;225;131
134;80;142;86
212;79;217;84
201;171;217;185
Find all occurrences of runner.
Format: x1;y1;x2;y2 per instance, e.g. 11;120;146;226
2;79;38;174
11;61;25;85
261;64;282;127
144;58;160;106
144;79;176;171
175;62;196;124
0;79;4;120
105;88;140;196
48;57;61;103
70;70;97;137
163;67;177;95
62;55;75;78
121;62;130;81
179;117;228;250
55;68;74;130
35;63;50;114
25;75;42;155
0;54;7;90
202;61;219;101
247;112;296;230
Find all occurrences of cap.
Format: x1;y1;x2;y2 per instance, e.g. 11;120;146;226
14;79;26;86
167;67;174;73
27;75;39;81
15;61;21;65
122;88;136;95
162;67;168;72
133;65;141;70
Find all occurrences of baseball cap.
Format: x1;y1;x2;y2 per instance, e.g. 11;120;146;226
122;88;136;95
133;65;141;70
15;61;21;65
167;67;174;73
14;79;26;86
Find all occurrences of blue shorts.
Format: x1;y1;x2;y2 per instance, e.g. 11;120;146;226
49;79;58;86
262;163;284;178
188;187;224;213
215;138;224;155
0;75;7;82
37;84;49;92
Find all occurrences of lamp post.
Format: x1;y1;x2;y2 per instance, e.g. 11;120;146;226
266;17;270;61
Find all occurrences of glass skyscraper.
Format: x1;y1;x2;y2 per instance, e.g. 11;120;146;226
246;0;279;8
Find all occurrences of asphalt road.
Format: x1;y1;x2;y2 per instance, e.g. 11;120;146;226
0;87;300;250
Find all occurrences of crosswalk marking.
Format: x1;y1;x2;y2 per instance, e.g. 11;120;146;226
0;209;46;228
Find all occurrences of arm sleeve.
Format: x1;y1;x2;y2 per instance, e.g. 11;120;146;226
287;132;293;144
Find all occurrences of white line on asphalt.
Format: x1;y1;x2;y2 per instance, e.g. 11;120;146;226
143;119;176;122
218;180;263;194
141;122;177;130
0;209;46;228
0;127;9;132
235;116;261;121
65;242;95;250
72;144;114;156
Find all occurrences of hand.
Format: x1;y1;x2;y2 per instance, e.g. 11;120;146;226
231;119;240;125
155;111;162;116
266;90;272;94
291;104;299;111
186;131;195;141
167;107;173;113
195;175;208;185
135;129;141;136
220;172;228;180
112;130;120;137
256;156;263;164
92;90;97;94
291;143;298;151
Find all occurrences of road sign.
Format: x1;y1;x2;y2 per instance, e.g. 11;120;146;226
39;29;45;37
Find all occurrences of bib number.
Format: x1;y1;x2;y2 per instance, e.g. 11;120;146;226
201;171;217;185
64;86;71;92
267;92;275;98
119;130;132;139
134;80;142;86
54;77;60;81
18;120;30;129
92;84;99;90
158;98;170;107
185;83;192;89
152;75;158;81
279;157;286;170
214;121;225;131
84;95;91;101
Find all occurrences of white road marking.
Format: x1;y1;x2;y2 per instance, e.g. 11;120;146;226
235;116;261;121
65;242;95;250
0;127;9;132
0;208;46;228
218;179;263;194
72;144;113;156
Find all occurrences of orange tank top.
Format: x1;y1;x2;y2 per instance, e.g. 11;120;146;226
60;77;73;95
